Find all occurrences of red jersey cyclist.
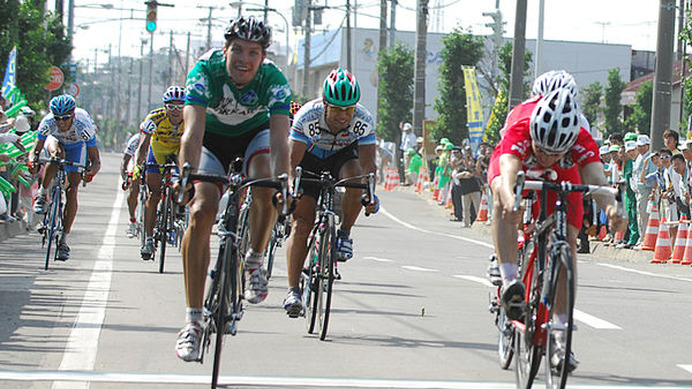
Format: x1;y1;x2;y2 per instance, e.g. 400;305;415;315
488;83;626;372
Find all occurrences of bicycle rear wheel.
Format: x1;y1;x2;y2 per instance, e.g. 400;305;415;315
497;300;514;370
544;244;575;389
158;189;171;274
316;215;336;341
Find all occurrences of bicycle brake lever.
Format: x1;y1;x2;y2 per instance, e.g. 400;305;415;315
513;171;526;213
178;162;191;204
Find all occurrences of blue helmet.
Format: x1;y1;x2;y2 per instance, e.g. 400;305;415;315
49;94;76;116
163;86;186;103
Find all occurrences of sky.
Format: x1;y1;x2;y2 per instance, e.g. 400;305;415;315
60;0;665;70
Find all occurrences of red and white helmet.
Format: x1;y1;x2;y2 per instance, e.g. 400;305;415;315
530;88;580;154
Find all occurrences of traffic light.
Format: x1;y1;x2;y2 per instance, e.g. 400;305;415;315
145;1;157;33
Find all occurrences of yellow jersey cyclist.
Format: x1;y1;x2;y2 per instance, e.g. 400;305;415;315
283;68;379;317
29;94;102;261
174;17;291;361
136;86;186;259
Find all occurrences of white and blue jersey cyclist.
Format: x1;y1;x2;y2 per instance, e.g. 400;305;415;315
283;68;380;318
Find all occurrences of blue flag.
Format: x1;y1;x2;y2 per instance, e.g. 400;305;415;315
2;46;17;103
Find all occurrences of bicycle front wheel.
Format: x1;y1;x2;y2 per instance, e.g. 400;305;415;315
208;241;230;389
44;190;61;270
158;189;171;274
515;256;542;389
544;244;575;389
316;215;336;341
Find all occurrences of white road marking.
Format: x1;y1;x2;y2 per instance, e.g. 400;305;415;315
598;263;692;283
402;265;439;272
677;364;692;374
573;309;622;330
365;256;395;263
0;370;684;388
453;274;495;288
380;207;495;249
51;190;124;389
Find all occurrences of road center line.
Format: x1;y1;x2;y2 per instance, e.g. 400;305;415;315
380;207;494;249
402;265;439;272
51;190;123;389
365;256;395;263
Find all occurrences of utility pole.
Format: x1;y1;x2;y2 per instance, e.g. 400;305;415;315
346;0;352;70
263;0;269;22
379;0;388;56
651;0;677;150
412;0;428;137
185;32;191;79
389;0;397;48
678;0;686;60
508;0;527;111
483;0;504;83
137;38;146;122
198;6;216;52
534;0;544;78
148;36;154;111
301;0;313;97
168;30;174;87
126;58;133;127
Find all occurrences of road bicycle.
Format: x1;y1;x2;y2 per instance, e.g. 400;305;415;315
296;167;375;341
508;171;622;389
144;158;183;273
37;157;85;270
178;160;289;389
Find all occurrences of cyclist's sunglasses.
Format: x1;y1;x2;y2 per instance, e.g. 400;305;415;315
326;103;356;113
534;146;565;157
165;103;185;111
54;113;73;121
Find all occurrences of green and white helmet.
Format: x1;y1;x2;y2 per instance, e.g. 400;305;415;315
323;68;360;107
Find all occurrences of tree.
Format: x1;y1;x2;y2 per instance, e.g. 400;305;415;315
0;1;72;104
483;42;533;145
603;68;626;137
625;80;653;135
376;42;414;143
581;81;603;130
679;9;692;127
432;27;484;145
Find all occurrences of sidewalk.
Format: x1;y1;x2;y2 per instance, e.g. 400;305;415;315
398;183;656;265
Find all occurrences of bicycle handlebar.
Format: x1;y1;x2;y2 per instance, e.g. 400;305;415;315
37;156;86;169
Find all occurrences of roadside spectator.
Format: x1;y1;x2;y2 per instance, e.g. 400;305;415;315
449;147;464;222
662;149;680;242
456;148;482;227
633;135;654;248
399;122;416;184
618;140;639;248
406;147;423;187
376;135;395;184
663;129;681;155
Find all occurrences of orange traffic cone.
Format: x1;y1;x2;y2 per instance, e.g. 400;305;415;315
671;216;688;263
475;193;489;222
681;222;692;265
640;202;660;251
390;169;400;190
598;225;608;241
652;217;672;264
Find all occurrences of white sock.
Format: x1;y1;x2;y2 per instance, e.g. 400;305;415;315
61;232;69;244
245;250;264;271
499;263;519;285
186;307;203;324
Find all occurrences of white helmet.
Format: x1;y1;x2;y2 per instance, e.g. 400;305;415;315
530;88;581;154
532;70;577;97
14;115;30;133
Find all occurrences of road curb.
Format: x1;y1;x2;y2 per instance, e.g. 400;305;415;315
0;219;28;242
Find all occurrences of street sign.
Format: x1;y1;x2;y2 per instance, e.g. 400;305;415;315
45;66;64;91
67;82;80;98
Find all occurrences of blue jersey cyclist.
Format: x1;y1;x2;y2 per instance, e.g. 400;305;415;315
174;17;292;361
282;68;379;317
29;94;102;261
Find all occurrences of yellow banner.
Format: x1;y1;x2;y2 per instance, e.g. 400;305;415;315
462;66;484;148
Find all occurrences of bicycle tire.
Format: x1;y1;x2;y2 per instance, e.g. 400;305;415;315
266;222;280;280
158;188;171;274
497;305;514;370
515;255;543;389
237;203;251;260
305;234;320;334
544;244;575;389
317;215;336;341
44;188;61;270
209;240;230;389
138;185;148;248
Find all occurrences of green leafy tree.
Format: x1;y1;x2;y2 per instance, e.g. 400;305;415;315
603;68;626;137
376;42;414;143
483;42;533;145
679;9;692;126
624;80;653;135
580;82;603;129
432;27;484;145
0;1;72;104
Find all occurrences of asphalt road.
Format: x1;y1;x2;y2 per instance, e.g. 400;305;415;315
1;152;691;389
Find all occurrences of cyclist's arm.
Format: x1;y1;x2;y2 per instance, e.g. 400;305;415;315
135;132;152;167
269;113;290;177
496;153;522;213
579;161;626;230
357;143;377;176
288;138;306;176
179;105;206;171
87;145;101;175
120;153;131;180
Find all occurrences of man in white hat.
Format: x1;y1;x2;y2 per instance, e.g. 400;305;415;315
633;134;654;247
399;122;417;185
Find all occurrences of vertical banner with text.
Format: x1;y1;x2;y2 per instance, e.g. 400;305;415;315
462;66;484;153
2;46;17;103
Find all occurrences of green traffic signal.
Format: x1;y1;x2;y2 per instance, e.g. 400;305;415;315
146;20;157;32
